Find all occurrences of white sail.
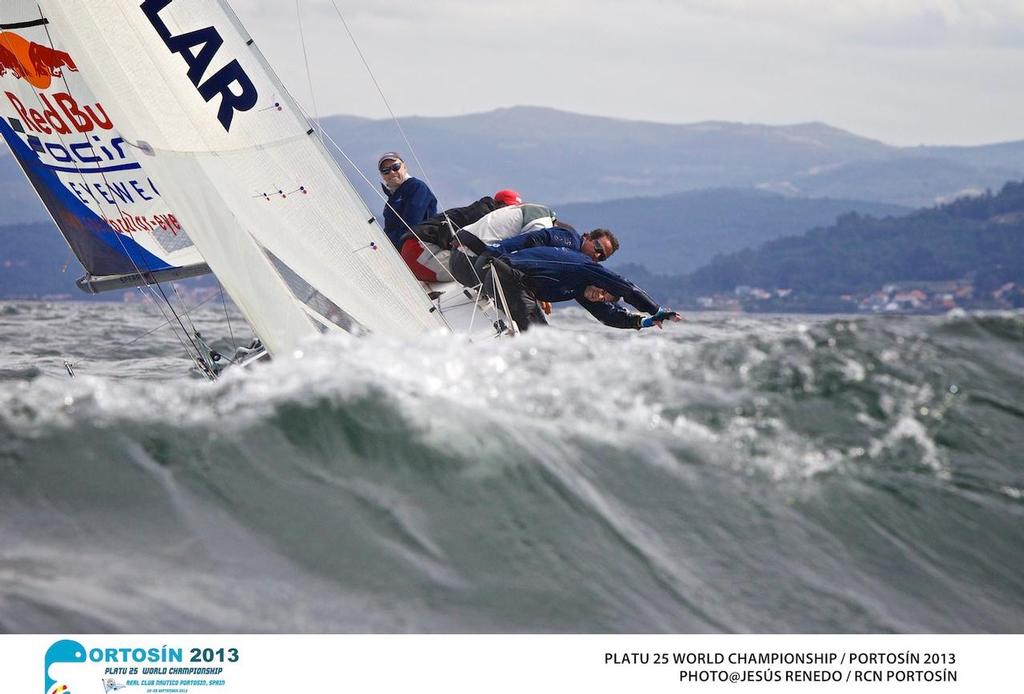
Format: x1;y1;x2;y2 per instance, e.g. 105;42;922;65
31;0;447;354
0;2;209;292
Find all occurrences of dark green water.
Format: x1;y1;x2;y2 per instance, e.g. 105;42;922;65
1;303;1022;632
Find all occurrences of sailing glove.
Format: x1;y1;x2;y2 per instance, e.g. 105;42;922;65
640;309;678;329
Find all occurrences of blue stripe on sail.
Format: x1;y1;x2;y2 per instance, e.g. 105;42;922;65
41;162;144;174
0;118;172;277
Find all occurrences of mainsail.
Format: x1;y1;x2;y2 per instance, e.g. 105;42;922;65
6;0;448;355
0;7;211;293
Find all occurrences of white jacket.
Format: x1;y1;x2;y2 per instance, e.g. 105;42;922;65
459;204;556;253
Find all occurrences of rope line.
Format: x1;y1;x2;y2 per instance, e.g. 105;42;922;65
305;115;497;332
300;3;501;331
125;289;225;345
294;0;322;144
220;282;238;351
36;10;214;377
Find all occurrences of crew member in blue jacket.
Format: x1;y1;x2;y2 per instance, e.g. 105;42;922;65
455;226;618;287
485;245;681;332
378;151;437;248
492;226;616;259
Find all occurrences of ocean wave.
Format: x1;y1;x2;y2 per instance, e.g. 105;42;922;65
1;309;1022;631
3;312;1017;487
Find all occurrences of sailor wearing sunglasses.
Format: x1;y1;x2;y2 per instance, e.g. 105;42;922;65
482;244;682;332
488;226;618;262
378;151;437;248
452;224;618;287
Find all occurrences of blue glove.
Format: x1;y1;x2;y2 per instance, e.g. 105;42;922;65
640;309;678;328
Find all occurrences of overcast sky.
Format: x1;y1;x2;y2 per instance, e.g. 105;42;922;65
232;0;1024;147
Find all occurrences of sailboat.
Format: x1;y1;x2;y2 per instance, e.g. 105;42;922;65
0;0;508;377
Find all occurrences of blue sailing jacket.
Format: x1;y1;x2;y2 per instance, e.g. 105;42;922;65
501;246;660;329
382;177;437;248
492;226;582;255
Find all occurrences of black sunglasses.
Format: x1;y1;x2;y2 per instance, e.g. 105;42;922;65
379;162;402;175
591;238;607;261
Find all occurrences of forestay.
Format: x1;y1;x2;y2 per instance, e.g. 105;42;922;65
0;1;209;293
30;0;446;354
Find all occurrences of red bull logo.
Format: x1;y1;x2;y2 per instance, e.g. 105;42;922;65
0;31;78;90
1;32;109;136
6;90;112;135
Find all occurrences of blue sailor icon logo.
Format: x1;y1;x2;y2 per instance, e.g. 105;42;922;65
44;639;86;694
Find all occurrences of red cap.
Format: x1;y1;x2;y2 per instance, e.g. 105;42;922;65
494;189;522;206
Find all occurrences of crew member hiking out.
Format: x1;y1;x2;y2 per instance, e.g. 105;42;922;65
454;226;621;321
448;199;558;287
398;192;516;282
481;245;681;332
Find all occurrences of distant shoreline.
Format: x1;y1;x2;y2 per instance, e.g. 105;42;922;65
5;296;1019;319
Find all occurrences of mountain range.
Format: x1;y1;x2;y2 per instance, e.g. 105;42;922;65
0;187;906;299
320;107;1024;209
4;106;1024;221
2;107;1023;301
681;179;1024;311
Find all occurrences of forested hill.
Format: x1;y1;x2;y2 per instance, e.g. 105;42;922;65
555;189;907;274
685;181;1024;300
1;188;905;301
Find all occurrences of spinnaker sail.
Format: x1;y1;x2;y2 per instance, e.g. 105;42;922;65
3;0;450;355
0;9;211;294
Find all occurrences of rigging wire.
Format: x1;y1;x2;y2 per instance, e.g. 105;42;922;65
220;282;238;352
43;15;208;356
490;265;520;335
19;80;209;379
294;0;322;143
323;0;464;244
37;8;216;378
169;279;207;342
307;120;492;334
289;3;456;324
137;286;212;371
281;2;475;334
300;2;501;328
125;289;226;346
326;0;436;194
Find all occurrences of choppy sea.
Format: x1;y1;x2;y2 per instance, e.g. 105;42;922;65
1;301;1022;633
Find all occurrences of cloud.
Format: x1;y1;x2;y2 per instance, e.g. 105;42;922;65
676;0;1024;48
235;0;1024;49
235;1;1022;27
229;0;1024;145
